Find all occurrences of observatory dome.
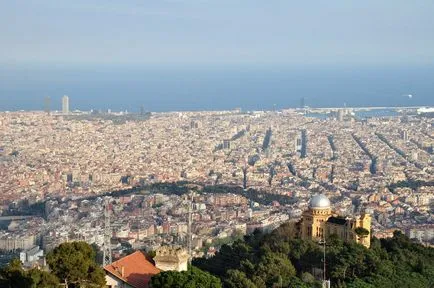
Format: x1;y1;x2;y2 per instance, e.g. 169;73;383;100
309;194;331;209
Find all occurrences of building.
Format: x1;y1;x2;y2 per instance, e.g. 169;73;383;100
104;251;160;288
400;129;408;141
44;96;51;114
223;139;231;150
298;194;371;248
153;246;189;272
190;120;201;129
294;134;302;153
0;234;38;251
62;95;69;114
337;109;344;121
300;129;308;158
300;97;306;108
19;245;44;267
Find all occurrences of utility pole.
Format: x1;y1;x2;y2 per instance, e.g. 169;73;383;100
103;198;112;266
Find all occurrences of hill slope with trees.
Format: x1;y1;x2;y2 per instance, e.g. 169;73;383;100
184;223;433;288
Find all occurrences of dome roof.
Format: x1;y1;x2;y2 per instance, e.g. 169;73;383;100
309;194;331;209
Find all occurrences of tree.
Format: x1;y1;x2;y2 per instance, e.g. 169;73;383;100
189;219;434;288
28;268;60;288
254;252;296;287
46;241;106;288
224;269;257;288
301;272;315;285
355;227;370;240
0;259;32;288
0;259;59;288
150;266;222;288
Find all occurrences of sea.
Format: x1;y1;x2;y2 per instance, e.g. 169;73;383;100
0;64;433;112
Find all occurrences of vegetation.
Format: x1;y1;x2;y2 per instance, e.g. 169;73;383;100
202;230;245;253
0;259;59;288
0;242;107;287
192;223;434;288
146;182;299;206
46;241;106;288
354;227;369;238
150;266;222;288
203;185;298;206
2;225;433;288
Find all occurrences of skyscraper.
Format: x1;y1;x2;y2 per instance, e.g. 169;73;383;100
62;95;69;114
337;109;344;121
44;96;51;114
301;129;308;158
300;97;306;108
223;139;231;150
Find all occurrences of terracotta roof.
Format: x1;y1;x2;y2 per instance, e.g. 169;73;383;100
104;251;160;288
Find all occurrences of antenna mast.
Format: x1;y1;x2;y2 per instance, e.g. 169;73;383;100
103;198;112;266
320;238;330;288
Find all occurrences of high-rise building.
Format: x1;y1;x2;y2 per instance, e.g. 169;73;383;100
301;129;308;158
337;109;344;121
44;96;51;114
400;130;408;141
223;139;231;150
62;95;69;114
295;134;302;153
300;97;306;108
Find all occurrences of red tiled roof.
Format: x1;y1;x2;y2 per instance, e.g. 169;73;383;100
104;251;160;288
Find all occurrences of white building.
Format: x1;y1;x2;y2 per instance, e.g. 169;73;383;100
62;95;69;114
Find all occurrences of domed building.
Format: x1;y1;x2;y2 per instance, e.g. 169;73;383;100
298;194;371;248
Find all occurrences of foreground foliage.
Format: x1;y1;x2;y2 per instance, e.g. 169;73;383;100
46;241;106;288
150;266;222;288
0;242;106;288
192;223;434;288
0;259;59;288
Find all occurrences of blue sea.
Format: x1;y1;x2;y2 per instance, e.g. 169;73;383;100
0;65;433;112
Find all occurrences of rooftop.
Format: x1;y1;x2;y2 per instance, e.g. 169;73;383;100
309;194;331;209
104;251;160;288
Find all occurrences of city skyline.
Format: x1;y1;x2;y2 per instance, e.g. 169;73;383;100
0;1;433;287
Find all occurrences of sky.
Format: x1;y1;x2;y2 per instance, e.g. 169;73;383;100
1;0;434;67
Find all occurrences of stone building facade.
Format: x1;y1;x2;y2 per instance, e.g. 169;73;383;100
298;194;371;248
153;246;189;272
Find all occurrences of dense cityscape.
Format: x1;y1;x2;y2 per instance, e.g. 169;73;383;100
2;0;434;286
0;102;432;274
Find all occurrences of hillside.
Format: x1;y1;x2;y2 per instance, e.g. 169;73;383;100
185;222;434;288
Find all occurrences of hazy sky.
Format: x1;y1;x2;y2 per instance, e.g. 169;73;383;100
1;0;434;66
